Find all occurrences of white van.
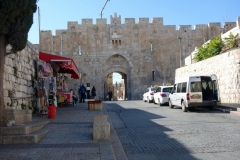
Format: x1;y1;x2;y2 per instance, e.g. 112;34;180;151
168;76;217;112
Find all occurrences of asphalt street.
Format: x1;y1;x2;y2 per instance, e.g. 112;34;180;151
104;100;240;160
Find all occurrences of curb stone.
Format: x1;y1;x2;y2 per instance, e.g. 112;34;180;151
102;103;128;160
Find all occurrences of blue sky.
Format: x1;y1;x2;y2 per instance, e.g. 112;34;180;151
28;0;240;83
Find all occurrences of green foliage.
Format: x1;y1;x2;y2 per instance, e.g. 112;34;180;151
194;36;223;62
154;85;159;88
224;32;239;49
0;0;37;52
165;82;172;86
13;66;18;76
21;103;26;109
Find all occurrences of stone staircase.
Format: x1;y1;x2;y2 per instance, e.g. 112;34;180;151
230;108;240;116
0;120;49;144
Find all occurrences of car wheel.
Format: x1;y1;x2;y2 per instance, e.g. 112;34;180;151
169;100;174;108
181;101;188;112
153;98;156;104
143;98;146;102
148;98;151;103
159;99;163;106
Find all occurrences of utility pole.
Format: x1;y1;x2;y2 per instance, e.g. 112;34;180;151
100;0;110;19
178;37;182;67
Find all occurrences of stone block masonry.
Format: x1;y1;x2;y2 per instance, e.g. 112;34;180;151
4;42;38;123
40;13;240;100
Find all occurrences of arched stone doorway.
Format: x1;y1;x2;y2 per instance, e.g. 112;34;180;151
103;54;131;101
106;72;127;100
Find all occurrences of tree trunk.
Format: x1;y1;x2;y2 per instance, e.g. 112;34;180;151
0;35;7;126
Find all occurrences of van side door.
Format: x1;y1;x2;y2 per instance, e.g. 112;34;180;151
170;84;177;105
176;83;182;106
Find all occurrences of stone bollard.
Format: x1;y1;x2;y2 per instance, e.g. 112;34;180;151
94;100;102;110
93;115;110;140
87;101;95;110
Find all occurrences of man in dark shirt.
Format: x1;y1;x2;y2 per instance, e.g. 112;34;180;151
78;84;86;103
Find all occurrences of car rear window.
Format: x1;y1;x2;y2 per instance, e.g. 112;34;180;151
151;88;156;92
162;87;172;92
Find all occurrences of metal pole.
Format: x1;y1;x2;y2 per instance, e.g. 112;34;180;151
100;0;110;19
61;33;63;55
38;7;41;51
178;37;182;67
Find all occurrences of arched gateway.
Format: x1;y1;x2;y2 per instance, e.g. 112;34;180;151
103;54;131;100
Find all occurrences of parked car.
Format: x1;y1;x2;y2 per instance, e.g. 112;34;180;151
168;76;217;112
143;87;156;103
153;85;173;106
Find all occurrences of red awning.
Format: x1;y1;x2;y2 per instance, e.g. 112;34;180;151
39;52;80;79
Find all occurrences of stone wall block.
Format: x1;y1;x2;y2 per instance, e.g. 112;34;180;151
3;80;6;90
7;57;13;67
17;64;22;73
27;87;33;94
4;97;11;106
3;88;9;96
21;79;28;86
4;65;12;74
4;73;9;81
11;75;16;83
15;92;22;98
19;85;28;93
5;81;12;90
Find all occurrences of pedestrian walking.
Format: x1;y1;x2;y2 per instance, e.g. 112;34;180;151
108;90;113;101
79;84;86;103
91;86;96;99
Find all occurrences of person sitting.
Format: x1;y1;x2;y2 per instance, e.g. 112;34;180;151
70;89;78;105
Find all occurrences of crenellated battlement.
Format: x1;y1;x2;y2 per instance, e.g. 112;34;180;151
152;17;163;25
55;29;67;36
63;13;238;34
138;18;149;25
68;21;78;30
82;19;93;25
194;24;208;30
208;22;221;28
96;18;107;25
124;18;135;25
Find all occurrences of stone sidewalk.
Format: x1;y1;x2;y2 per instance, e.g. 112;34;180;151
0;101;127;160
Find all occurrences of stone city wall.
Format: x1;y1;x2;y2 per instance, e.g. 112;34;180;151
39;13;239;100
4;42;38;110
175;48;240;103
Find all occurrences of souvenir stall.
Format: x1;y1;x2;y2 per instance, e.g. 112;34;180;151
39;52;80;107
36;59;57;116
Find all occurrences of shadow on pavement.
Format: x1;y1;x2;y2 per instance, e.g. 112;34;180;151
104;102;198;160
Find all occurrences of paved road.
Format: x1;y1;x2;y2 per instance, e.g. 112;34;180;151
104;100;240;160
